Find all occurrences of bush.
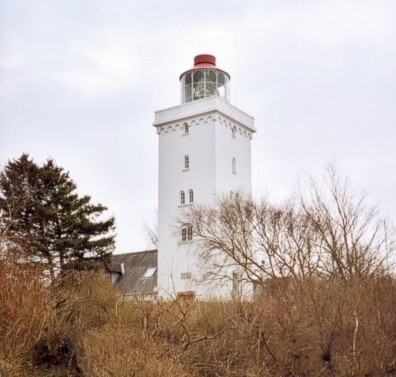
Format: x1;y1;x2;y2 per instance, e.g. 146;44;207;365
2;248;395;376
32;270;118;373
130;279;396;377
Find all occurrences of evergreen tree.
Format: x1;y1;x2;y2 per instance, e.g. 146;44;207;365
0;154;115;277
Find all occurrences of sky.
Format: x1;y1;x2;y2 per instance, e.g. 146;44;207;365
1;0;395;253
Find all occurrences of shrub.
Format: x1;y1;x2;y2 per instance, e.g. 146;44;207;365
32;270;118;373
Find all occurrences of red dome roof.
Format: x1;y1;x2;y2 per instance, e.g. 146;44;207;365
194;54;216;66
179;54;230;80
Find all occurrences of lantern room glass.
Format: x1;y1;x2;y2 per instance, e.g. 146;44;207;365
181;69;230;103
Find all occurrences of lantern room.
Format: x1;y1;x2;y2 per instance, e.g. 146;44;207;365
180;54;230;104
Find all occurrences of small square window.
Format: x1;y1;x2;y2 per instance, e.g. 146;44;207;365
177;291;195;301
181;272;192;280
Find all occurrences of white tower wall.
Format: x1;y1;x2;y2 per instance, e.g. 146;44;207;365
154;95;255;298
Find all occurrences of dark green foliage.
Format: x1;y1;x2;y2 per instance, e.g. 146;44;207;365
0;154;115;276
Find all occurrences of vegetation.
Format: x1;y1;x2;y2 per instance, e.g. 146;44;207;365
0;154;115;277
1;162;395;376
180;166;394;290
0;248;49;376
0;264;395;376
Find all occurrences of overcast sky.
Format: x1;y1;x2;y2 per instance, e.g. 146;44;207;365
1;0;395;252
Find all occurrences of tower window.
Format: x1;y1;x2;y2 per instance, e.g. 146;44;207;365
177;291;196;300
232;158;237;174
180;191;185;204
184;155;189;169
181;272;192;280
184;123;189;134
181;225;193;242
189;189;194;203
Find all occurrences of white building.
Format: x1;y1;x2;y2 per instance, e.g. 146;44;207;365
153;55;255;299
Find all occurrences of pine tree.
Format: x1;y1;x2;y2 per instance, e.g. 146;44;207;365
0;154;115;277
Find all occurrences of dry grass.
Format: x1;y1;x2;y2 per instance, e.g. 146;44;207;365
97;278;396;377
0;248;49;377
78;324;195;377
1;254;395;377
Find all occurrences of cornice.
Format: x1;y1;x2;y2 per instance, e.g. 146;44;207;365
156;113;253;139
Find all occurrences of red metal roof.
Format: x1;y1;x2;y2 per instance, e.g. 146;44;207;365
179;54;230;80
194;54;216;66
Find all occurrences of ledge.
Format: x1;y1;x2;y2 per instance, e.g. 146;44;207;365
153;96;255;133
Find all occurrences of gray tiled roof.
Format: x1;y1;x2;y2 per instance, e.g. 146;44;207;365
107;249;157;296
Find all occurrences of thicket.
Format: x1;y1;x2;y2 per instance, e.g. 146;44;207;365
1;259;395;376
1;161;395;376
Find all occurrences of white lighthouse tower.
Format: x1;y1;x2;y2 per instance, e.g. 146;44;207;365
153;54;255;298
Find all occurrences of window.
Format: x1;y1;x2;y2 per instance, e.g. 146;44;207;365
180;191;185;204
230;191;234;200
181;225;193;242
177;291;195;301
189;189;194;203
181;227;187;242
181;67;230;103
181;272;192;280
184;155;189;169
108;272;120;284
143;267;157;278
184;123;189;134
232;158;237;174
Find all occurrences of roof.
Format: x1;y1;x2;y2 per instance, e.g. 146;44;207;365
179;54;230;80
107;249;157;296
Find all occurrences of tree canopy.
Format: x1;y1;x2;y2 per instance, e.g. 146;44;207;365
0;154;115;277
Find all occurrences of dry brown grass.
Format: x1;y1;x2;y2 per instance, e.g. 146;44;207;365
78;324;195;377
0;248;49;377
1;253;395;377
124;278;396;377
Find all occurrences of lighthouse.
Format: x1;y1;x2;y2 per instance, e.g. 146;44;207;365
153;55;256;298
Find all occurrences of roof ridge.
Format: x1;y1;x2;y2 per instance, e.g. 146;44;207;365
113;249;157;256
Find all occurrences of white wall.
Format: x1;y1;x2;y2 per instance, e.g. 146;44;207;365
154;97;255;298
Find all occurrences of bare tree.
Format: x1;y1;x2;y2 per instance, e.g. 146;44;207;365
298;165;394;281
180;166;395;291
180;194;322;293
144;221;158;249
